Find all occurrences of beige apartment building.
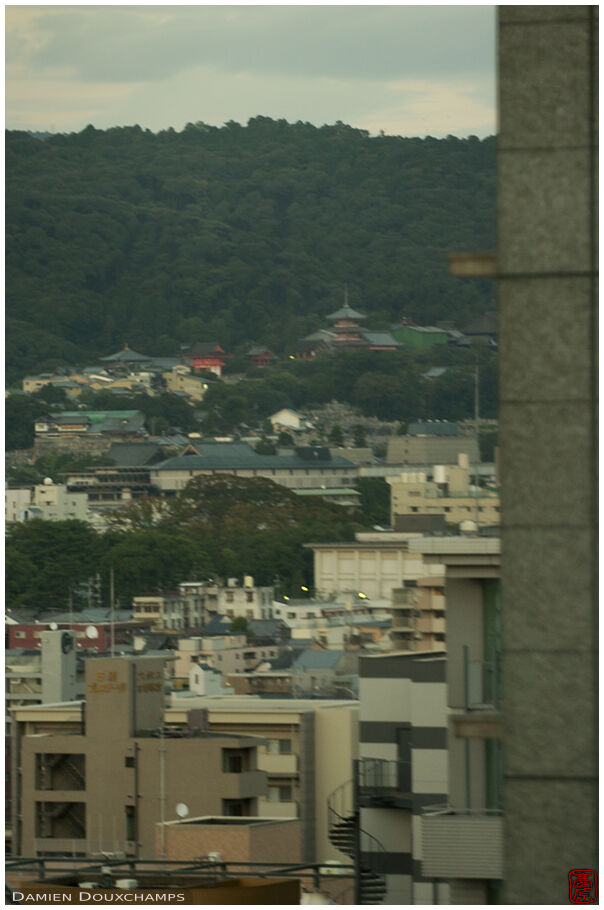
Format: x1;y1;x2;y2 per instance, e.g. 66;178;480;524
11;656;269;860
390;575;446;652
387;433;479;466
387;459;500;529
11;686;358;869
167;694;359;865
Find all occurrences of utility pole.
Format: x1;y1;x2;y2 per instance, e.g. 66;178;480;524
474;364;480;528
110;566;115;657
159;724;167;866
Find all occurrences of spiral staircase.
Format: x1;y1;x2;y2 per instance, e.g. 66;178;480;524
327;777;387;904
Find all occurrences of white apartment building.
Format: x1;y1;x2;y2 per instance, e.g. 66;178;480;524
308;531;445;600
5;480;89;524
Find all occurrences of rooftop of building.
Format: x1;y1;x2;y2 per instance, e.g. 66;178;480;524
152;443;355;472
408;536;500;554
101;345;152;363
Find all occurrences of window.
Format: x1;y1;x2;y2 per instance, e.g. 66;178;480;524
279;739;292;754
268;785;293;803
246;591;254;603
125;756;135;768
226;591;234;604
224;753;243;773
125;805;137;841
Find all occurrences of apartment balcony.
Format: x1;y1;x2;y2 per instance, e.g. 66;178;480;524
454;649;503;738
421;807;503;879
417;616;446;634
222;769;268;800
357;759;412;809
258;752;298;775
257;798;299;818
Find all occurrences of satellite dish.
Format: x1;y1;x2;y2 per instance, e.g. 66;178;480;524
86;625;99;640
175;803;189;819
49;622;58;631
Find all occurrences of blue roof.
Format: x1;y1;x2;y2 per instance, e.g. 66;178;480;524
203;615;232;636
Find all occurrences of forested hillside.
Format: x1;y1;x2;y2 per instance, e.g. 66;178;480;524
6;119;496;381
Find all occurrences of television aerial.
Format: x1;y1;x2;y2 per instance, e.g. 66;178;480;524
86;625;99;640
49;622;58;631
175;803;189;819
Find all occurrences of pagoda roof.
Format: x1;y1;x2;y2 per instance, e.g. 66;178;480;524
327;304;367;321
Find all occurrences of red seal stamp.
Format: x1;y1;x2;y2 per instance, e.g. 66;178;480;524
569;870;598;903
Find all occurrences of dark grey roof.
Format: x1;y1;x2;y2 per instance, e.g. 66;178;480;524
461;312;497;335
146;358;183;369
267;647;306;670
101;346;152;363
292;649;347;670
247;619;288;639
152;442;355;472
361;331;401;347
247;346;276;356
407;421;459;437
43;608;133;623
106;443;164;467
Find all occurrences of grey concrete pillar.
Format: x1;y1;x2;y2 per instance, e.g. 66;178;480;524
498;6;598;904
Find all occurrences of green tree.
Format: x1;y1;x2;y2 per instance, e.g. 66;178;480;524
329;425;344;446
229;617;250;636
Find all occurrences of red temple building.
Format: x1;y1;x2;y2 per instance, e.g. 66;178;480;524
183;343;229;377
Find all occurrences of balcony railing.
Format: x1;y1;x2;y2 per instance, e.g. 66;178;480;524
358;758;412;807
463;648;502;711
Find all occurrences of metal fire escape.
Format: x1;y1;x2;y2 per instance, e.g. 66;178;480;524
327;762;387;904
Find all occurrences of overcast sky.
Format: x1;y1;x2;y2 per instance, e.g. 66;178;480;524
5;5;496;138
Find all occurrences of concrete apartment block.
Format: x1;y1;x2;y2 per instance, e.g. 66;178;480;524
358;651;449;905
498;6;598;903
11;656;269;859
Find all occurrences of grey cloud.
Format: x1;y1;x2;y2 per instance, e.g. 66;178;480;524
14;6;495;85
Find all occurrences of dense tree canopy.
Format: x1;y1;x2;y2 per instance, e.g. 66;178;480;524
6;121;495;382
6;476;368;612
